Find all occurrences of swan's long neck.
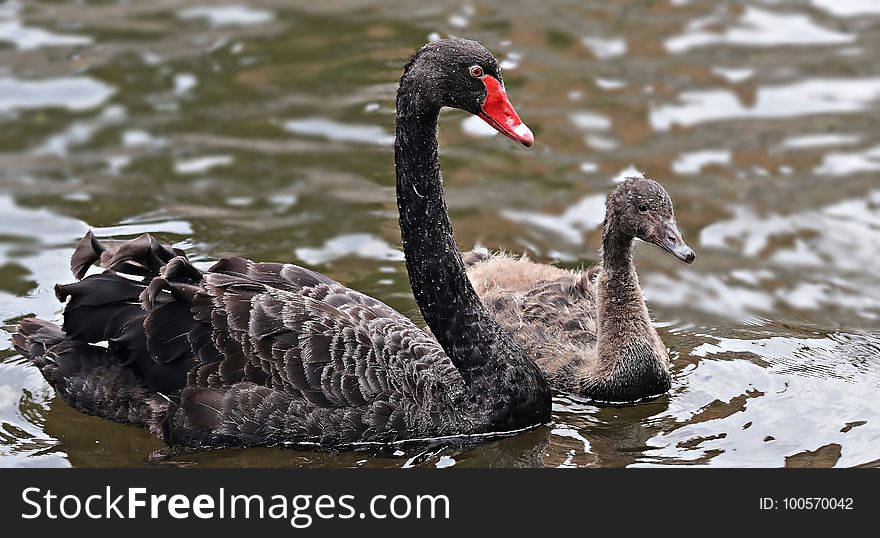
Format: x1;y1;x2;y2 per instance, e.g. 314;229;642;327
394;75;549;422
589;215;669;399
393;85;503;370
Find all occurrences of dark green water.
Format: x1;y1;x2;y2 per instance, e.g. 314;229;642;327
1;0;879;467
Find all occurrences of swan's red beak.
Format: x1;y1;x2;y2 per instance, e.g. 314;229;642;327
477;76;534;147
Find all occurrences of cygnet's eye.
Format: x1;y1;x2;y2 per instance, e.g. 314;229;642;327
638;204;649;213
469;65;484;78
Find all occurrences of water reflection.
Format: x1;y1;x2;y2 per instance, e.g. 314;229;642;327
650;78;880;130
582;36;626;59
0;77;114;113
502;193;605;246
0;0;91;50
672;149;730;175
284;118;395;146
665;6;853;53
295;233;404;265
174;155;235;175
812;0;880;17
643;328;880;467
816;145;880;175
0;0;879;468
177;5;274;27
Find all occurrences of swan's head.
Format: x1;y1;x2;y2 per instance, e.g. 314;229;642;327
401;38;534;147
607;177;696;264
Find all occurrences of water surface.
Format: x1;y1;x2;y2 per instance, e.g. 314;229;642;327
1;0;879;468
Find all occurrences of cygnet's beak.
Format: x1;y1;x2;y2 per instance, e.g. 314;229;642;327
652;217;696;264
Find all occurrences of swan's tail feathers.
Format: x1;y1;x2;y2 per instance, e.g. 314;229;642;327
70;231;185;280
10;233;206;436
54;233;205;394
11;318;65;371
12;318;170;435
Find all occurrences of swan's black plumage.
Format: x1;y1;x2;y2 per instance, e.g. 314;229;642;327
13;38;551;448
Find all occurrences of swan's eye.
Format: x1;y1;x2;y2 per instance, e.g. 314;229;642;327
469;65;484;78
638;204;649;213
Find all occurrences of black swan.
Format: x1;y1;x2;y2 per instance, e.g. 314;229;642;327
460;177;695;403
13;38;550;448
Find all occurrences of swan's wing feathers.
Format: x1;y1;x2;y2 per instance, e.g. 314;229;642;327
58;239;459;411
197;259;459;415
161;256;433;446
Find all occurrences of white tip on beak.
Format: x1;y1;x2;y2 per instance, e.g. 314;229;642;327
513;123;534;147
